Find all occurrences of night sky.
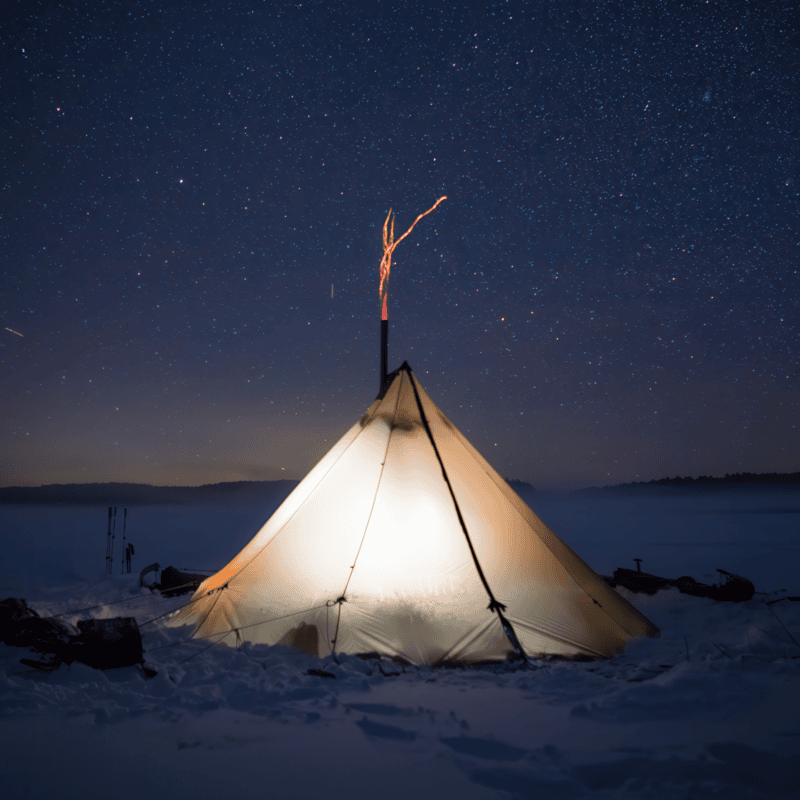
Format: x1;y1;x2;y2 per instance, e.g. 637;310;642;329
2;0;798;490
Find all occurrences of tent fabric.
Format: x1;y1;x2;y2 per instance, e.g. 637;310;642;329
170;364;659;664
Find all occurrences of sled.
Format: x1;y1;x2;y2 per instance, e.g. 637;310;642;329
139;563;209;597
603;563;755;602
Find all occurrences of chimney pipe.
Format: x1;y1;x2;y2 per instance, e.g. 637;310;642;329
380;318;388;391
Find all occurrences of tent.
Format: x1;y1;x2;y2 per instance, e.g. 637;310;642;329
170;363;659;664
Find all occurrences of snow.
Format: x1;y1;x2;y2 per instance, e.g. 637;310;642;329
2;486;799;799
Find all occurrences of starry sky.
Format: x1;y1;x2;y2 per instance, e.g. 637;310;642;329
2;0;798;490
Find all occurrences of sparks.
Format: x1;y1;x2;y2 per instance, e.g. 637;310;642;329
379;196;446;320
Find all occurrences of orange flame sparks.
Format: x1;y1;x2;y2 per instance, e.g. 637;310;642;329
379;196;447;320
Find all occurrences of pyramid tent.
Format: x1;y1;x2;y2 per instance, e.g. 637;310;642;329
171;363;659;664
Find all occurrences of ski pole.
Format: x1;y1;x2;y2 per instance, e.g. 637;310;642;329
110;507;117;573
105;506;112;573
121;508;127;574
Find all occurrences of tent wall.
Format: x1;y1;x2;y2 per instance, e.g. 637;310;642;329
170;366;659;663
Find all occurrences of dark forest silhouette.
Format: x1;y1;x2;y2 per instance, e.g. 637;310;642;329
2;472;798;506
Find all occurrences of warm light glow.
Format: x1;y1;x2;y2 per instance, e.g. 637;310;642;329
171;368;659;664
379;196;447;320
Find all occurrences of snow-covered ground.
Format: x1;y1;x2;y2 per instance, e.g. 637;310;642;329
2;486;799;799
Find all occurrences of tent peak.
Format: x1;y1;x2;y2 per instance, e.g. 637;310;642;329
376;361;414;400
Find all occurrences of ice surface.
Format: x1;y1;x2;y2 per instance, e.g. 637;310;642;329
1;487;799;799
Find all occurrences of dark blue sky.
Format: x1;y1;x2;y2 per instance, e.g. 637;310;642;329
2;0;798;489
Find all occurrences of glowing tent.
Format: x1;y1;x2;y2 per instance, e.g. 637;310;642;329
171;362;659;664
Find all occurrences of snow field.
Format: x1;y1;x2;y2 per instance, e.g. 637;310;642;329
1;487;799;799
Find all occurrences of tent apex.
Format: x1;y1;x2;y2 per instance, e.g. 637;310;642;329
376;361;414;400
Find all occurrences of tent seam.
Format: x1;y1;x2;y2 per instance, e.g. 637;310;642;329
329;372;405;655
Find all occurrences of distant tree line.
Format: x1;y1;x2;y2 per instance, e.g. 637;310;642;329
0;480;300;506
623;472;800;488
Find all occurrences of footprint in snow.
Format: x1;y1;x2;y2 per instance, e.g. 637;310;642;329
355;716;417;742
572;745;800;795
440;736;527;762
177;741;203;750
346;702;407;717
707;742;800;795
471;770;586;799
